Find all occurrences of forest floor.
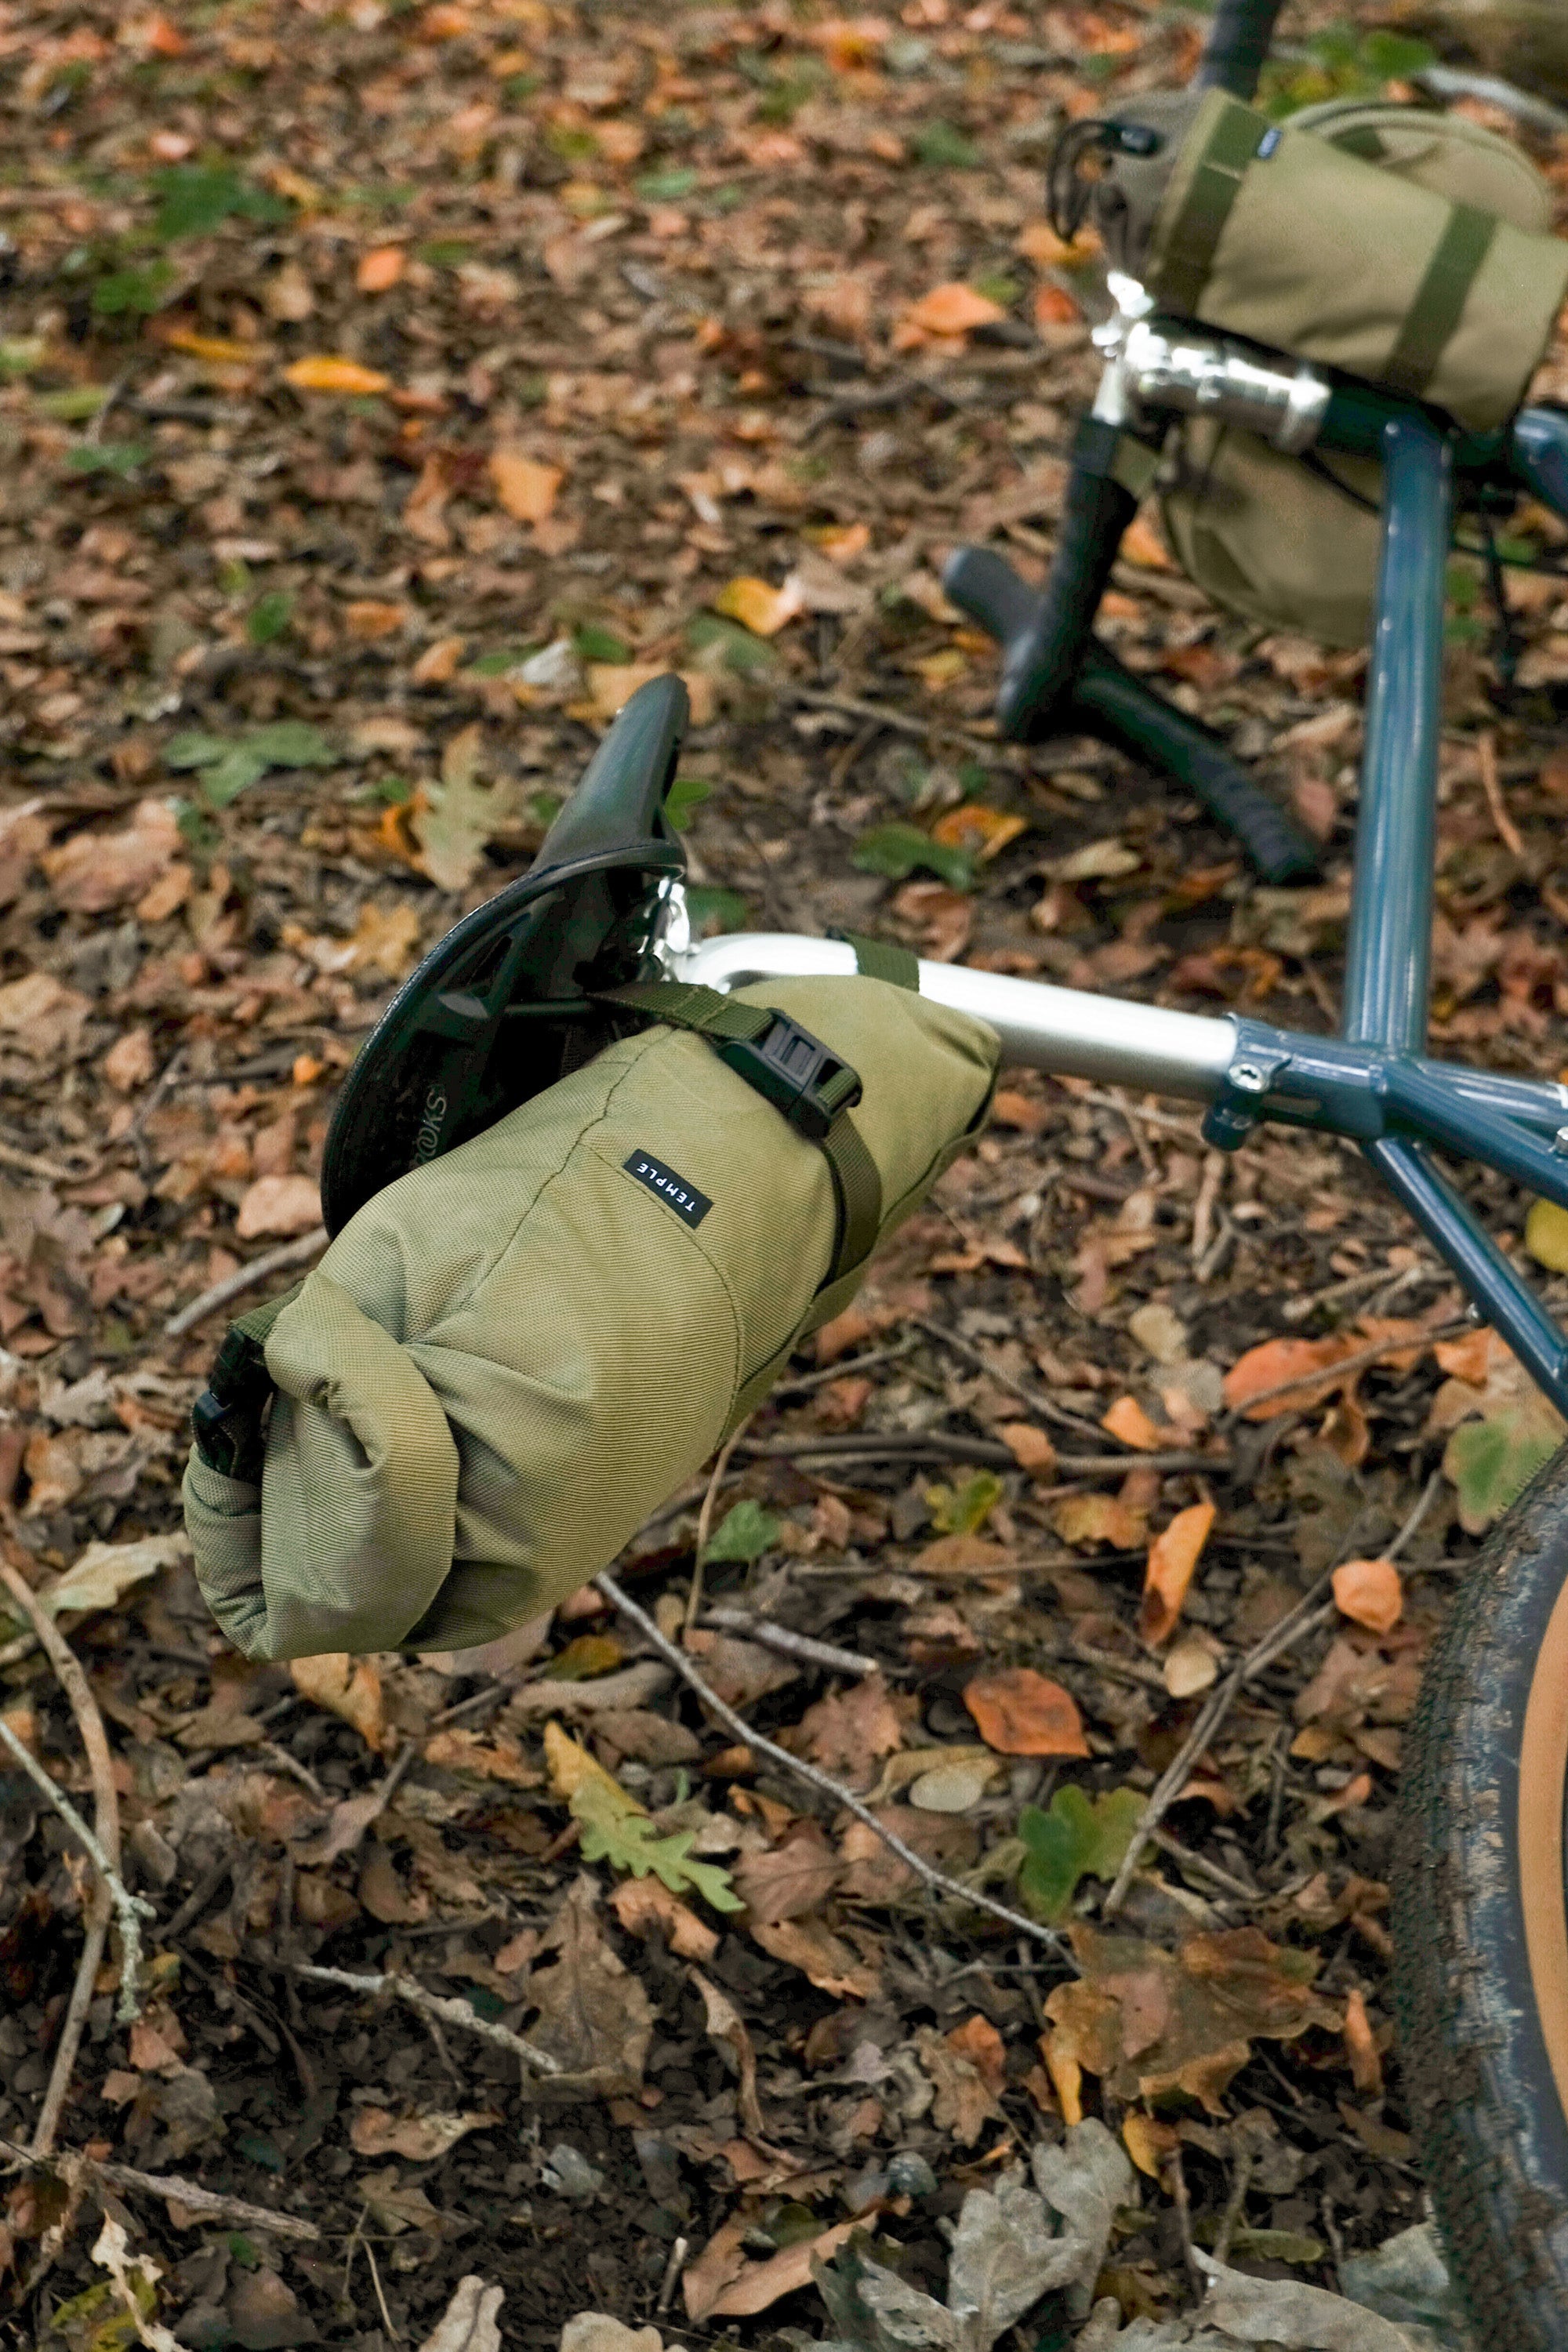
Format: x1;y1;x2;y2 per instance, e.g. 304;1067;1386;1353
4;0;1568;2345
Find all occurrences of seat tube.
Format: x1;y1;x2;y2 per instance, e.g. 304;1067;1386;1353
1341;412;1454;1054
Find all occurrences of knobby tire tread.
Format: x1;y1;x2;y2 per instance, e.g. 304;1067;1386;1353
1392;1446;1568;2347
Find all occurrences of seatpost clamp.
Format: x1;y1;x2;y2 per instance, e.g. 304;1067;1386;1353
716;1011;862;1143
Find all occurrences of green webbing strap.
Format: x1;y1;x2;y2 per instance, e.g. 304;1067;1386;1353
600;980;881;1288
1152;96;1272;321
833;931;920;991
1383;202;1498;403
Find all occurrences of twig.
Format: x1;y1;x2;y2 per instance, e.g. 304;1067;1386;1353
595;1570;1069;1956
0;1138;77;1184
0;1559;153;2157
701;1606;884;1679
912;1316;1107;1439
1214;2147;1254;2266
1478;730;1524;861
656;2235;690;2315
786;684;1001;754
688;1418;750;1635
364;2233;401;2342
0;1719;154;2030
0;2137;321;2242
1190;1149;1225;1268
289;1962;561;2074
744;1427;1218;1475
1102;1588;1338;1918
1151;1829;1259;1902
164;1227;328;1338
771;1339;916;1397
1221;1320;1468;1418
1283;1260;1432;1325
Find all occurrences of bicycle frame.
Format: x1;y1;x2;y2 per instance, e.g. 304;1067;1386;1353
666;400;1568;1419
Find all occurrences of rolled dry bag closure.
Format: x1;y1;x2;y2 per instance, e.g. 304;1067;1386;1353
189;934;919;1482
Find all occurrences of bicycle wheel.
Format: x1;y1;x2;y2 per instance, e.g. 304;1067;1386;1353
1392;1443;1568;2345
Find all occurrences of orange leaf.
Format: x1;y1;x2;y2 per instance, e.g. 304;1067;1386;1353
489;447;563;524
1102;1394;1164;1451
1138;1500;1215;1646
284;354;392;395
1033;283;1082;328
290;1653;386;1752
964;1667;1089;1757
929;804;1029;860
1330;1556;1403;1635
1017;219;1093;267
358;245;407;293
1122;2111;1179;2179
1221;1333;1363;1419
1342;1986;1383;2094
712;574;804;637
902;281;1007;336
998;1422;1056;1479
1054;1492;1145;1549
946;2012;1007;2094
343;600;408;641
1120;513;1174;572
156;325;268;365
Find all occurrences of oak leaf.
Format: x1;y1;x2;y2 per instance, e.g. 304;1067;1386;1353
524;1876;654;2090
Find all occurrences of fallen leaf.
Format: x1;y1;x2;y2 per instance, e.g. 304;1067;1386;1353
1163;1635;1221;1697
1194;2245;1414;2350
1018;1784;1147;1923
1102;1395;1166;1452
947;2011;1007;2094
284;354;392;394
734;1824;842;1924
422;1726;539;1784
706;2219;865;2319
915;2020;1003;2147
44;797;180;914
42;1533;185;1619
289;1652;386;1751
909;1758;995;1813
1120;513;1174;570
1223;1333;1367;1419
559;2320;660;2352
350;2107;500;2161
929;804;1028;862
1331;1558;1403;1635
901;281;1007;336
1138;1501;1216;1646
411;722;503;893
998;1423;1057;1479
358;245;407;293
416;2278;505;2352
524;1876;655;2091
794;1671;906;1781
489;447;564;524
1052;1492;1145;1549
609;1877;718;1960
712;575;804;637
750;1915;881;1999
691;1967;766;2137
360;1839;428;1924
964;1668;1089;1757
234;1174;322;1239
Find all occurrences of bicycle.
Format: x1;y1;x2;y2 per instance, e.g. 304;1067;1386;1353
317;4;1568;2337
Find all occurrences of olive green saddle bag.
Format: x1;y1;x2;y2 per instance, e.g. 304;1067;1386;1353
182;681;998;1660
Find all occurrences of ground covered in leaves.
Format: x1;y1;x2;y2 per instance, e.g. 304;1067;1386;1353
6;0;1568;2344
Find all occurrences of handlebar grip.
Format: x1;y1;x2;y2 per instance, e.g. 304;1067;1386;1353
1073;642;1319;884
1193;0;1285;96
943;465;1137;741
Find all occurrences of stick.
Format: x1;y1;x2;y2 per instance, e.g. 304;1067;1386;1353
1477;729;1524;862
912;1316;1108;1440
700;1606;884;1679
0;1719;154;2029
0;2137;321;2243
164;1228;328;1338
0;1139;78;1183
289;1962;561;2074
1101;1589;1338;1918
594;1570;1069;1955
0;1560;153;2158
740;1429;1219;1474
687;1419;750;1635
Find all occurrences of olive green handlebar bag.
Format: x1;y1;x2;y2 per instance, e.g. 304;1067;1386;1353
183;969;997;1660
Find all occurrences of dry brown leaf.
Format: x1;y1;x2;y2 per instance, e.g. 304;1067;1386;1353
610;1877;718;1960
349;2107;499;2161
793;1671;906;1781
690;1967;765;2137
712;575;804;637
1223;1332;1368;1419
733;1824;842;1925
901;281;1007;336
289;1652;387;1751
964;1668;1089;1757
411;723;503;894
704;2219;866;2319
998;1423;1057;1481
359;1841;428;1924
913;1532;1014;1573
44;797;180;913
489;448;564;524
750;1915;881;2000
946;2010;1007;2093
1331;1557;1403;1635
1102;1395;1166;1452
914;2021;1002;2147
524;1876;653;2091
1138;1501;1216;1647
234;1174;322;1240
422;1727;539;1784
837;1805;978;1902
1052;1493;1145;1549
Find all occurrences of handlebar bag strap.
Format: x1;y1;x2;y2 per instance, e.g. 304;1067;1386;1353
1142;89;1568;433
183;972;997;1661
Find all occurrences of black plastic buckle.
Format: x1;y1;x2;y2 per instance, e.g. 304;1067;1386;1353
191;1327;274;1483
717;1011;862;1144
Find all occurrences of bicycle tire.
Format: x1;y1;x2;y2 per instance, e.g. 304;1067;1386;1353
1391;1443;1568;2345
